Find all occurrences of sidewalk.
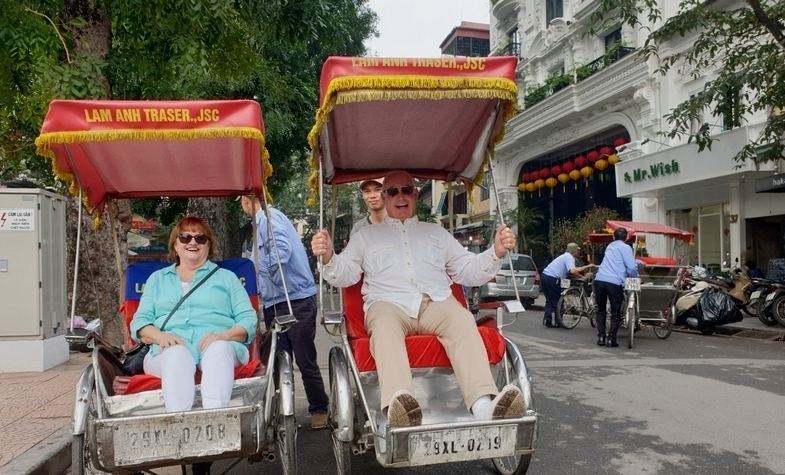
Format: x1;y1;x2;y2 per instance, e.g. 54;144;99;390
0;351;90;474
2;296;783;474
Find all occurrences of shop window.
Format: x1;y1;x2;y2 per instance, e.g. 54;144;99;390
670;203;730;271
546;0;563;24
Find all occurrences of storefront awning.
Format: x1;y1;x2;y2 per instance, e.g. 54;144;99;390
755;174;785;193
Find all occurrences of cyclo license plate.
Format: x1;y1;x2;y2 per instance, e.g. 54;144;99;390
113;413;241;466
750;290;761;300
624;278;641;291
408;425;516;465
766;291;777;301
560;278;570;289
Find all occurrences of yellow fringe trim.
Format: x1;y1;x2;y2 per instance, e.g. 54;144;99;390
306;75;519;204
35;127;271;227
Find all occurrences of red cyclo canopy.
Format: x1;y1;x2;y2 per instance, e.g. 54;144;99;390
588;220;695;244
36;100;270;216
307;56;519;196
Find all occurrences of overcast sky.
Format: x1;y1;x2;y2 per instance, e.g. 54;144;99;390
365;0;491;57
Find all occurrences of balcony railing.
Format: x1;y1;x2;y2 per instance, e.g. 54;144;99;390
494;42;521;58
523;46;636;108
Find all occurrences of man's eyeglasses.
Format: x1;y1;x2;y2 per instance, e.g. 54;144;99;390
383;186;415;197
178;233;209;245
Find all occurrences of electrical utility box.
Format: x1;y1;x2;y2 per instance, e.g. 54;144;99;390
0;188;68;371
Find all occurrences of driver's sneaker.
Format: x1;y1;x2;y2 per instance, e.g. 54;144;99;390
387;390;422;428
491;385;525;419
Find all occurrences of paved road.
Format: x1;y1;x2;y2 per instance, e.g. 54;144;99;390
151;299;785;474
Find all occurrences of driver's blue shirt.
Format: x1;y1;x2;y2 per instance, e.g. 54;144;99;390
595;240;639;286
543;251;576;279
255;207;317;308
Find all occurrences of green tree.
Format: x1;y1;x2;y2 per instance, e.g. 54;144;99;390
591;0;785;164
549;206;620;259
0;0;377;344
504;203;546;254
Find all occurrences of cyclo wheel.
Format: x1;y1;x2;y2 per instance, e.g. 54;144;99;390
73;367;103;475
557;288;583;329
626;293;636;349
328;348;353;474
653;306;673;340
491;350;531;475
274;351;298;475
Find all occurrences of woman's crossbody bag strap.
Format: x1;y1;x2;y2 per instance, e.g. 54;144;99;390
159;266;220;332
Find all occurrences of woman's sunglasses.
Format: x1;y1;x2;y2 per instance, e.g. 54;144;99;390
177;233;209;245
384;185;415;197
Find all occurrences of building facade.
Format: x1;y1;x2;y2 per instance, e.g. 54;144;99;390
434;22;496;252
490;0;783;272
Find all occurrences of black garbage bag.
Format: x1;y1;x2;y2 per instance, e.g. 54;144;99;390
698;287;743;328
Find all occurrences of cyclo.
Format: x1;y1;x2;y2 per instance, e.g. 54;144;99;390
35;100;298;473
585;220;694;348
308;56;538;473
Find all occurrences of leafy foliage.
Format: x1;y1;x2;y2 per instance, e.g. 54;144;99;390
549;206;621;258
590;0;785;164
1;0;378;195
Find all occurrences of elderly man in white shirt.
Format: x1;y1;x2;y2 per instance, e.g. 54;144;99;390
311;170;525;429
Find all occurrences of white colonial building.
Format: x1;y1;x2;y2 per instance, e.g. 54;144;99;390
490;0;784;273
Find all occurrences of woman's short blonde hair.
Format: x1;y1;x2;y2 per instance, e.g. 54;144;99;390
167;216;218;264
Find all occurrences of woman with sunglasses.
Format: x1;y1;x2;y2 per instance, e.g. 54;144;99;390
130;216;257;413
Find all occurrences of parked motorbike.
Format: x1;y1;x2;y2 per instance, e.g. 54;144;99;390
756;280;785;327
746;278;780;326
674;267;744;335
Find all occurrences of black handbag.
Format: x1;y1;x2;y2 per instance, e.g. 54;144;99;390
122;266;220;374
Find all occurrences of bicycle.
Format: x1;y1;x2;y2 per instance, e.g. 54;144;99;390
557;277;597;329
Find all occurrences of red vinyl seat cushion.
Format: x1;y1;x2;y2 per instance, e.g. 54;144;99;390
341;281;506;373
112;359;262;395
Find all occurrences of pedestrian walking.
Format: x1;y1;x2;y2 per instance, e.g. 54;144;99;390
541;243;594;327
239;196;329;429
594;227;639;347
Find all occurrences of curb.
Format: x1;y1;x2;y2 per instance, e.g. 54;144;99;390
0;426;71;475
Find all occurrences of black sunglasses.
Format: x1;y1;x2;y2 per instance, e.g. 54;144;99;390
384;185;416;197
178;233;209;245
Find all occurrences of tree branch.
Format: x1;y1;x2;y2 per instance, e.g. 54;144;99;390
746;0;785;49
25;7;71;63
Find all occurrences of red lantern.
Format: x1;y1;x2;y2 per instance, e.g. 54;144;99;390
613;136;629;148
530;169;540;181
587;150;599;163
600;146;614;157
575;155;587;168
562;160;575;173
539;167;551;179
521;171;531;183
550;164;562;176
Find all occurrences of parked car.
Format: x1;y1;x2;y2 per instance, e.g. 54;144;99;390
468;253;540;312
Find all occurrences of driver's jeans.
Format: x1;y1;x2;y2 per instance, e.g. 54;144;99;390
595;280;624;339
365;295;499;411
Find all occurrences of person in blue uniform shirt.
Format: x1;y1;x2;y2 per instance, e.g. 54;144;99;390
541;243;594;327
240;196;329;429
594;227;639;347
